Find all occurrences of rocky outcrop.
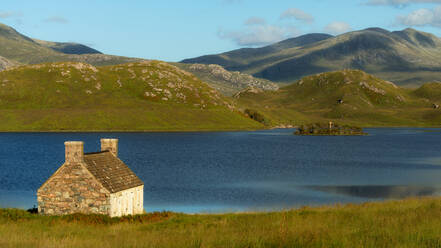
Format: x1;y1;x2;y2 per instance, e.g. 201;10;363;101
0;56;19;71
233;87;264;98
184;63;279;95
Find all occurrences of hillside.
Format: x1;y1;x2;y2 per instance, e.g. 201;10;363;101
175;63;279;96
235;70;441;127
0;61;262;131
182;28;441;87
413;82;441;101
0;23;142;67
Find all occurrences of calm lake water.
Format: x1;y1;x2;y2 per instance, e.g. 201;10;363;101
1;128;441;213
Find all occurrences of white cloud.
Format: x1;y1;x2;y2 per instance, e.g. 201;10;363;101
396;5;441;26
280;8;314;23
366;0;441;7
244;17;266;26
324;21;352;35
0;11;22;19
218;24;299;47
43;16;69;24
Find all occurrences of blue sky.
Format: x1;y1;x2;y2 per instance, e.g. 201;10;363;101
1;0;441;61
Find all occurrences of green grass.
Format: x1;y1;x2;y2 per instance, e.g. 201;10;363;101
0;61;262;131
1;197;441;247
236;70;441;127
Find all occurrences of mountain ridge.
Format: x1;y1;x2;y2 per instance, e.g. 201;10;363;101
182;27;441;87
0;22;142;68
32;39;102;55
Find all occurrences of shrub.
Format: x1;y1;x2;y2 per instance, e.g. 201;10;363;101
244;109;271;126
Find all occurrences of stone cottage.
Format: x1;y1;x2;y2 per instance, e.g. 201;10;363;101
37;139;144;217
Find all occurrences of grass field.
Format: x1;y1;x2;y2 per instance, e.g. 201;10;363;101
1;197;441;247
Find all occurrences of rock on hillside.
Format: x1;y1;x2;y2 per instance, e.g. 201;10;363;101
232;87;264;98
0;56;19;70
176;63;279;96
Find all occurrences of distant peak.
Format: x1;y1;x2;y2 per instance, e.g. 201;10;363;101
403;27;417;33
362;27;390;34
0;22;19;33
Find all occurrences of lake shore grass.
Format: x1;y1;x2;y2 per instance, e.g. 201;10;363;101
1;197;441;247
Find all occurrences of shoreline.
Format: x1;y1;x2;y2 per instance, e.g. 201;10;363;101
2;193;438;215
0;126;441;133
2;195;439;215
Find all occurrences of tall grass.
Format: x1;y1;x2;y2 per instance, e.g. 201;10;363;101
1;197;441;247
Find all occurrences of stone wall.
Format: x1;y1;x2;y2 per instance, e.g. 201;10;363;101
109;185;144;217
37;162;110;215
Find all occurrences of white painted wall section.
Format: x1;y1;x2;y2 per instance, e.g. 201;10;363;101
109;185;144;217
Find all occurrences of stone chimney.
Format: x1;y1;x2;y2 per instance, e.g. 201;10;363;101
65;141;84;164
101;138;118;157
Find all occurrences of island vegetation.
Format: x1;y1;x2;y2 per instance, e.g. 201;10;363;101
1;197;440;247
295;122;367;136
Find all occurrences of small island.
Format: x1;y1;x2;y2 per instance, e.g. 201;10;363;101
294;122;367;136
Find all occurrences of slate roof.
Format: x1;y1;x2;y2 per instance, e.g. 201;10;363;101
83;151;143;193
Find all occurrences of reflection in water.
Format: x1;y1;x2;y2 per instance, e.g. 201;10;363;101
307;185;441;199
412;157;441;166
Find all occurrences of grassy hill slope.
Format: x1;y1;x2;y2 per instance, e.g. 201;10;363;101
0;61;262;131
413;82;441;101
236;70;441;127
183;28;441;87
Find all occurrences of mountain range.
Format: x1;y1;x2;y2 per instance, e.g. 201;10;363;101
182;28;441;87
0;23;141;69
0;22;440;130
0;23;279;95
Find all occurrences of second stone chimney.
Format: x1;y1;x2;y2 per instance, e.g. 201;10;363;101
101;138;118;157
65;141;84;164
